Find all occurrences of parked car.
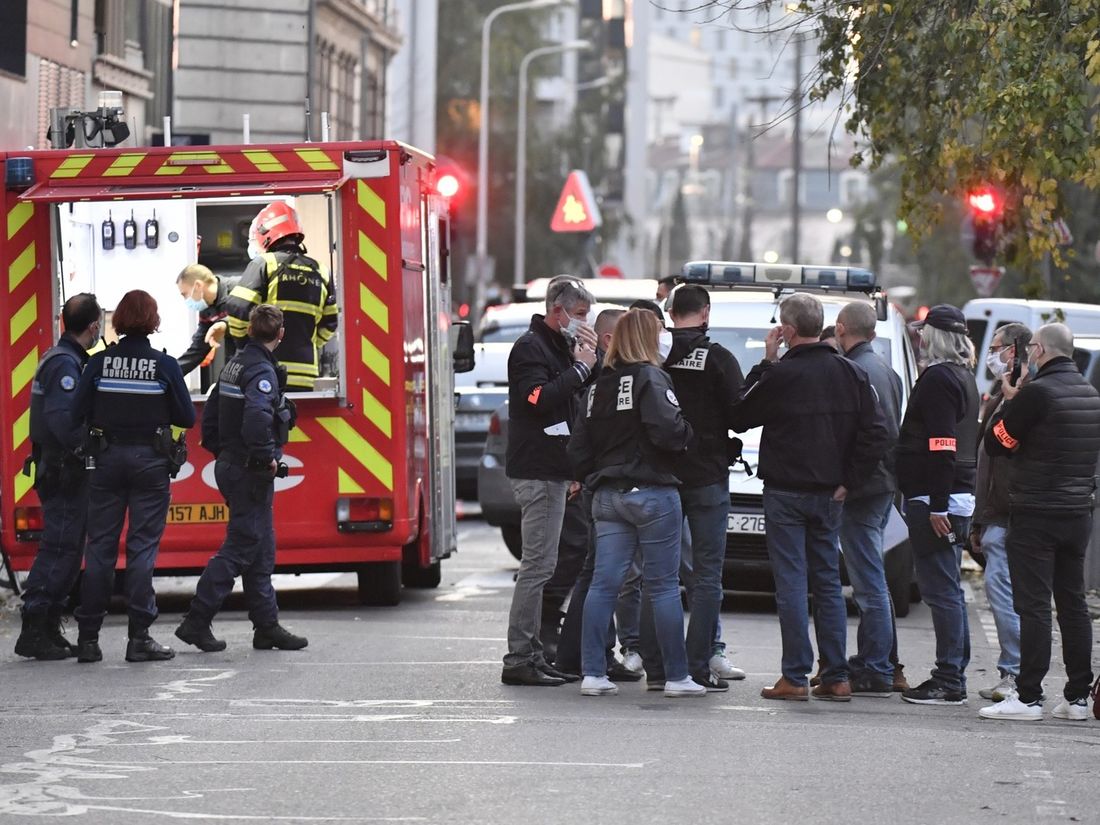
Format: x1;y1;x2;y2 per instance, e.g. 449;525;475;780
478;399;521;558
523;276;658;305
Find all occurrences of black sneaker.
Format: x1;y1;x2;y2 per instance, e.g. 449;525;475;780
175;615;227;652
253;623;308;651
692;671;730;693
850;674;894;697
607;661;644;682
126;636;176;662
537;662;579;683
76;639;102;663
901;678;966;705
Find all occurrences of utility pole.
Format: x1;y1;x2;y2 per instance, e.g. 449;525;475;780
790;35;803;262
741;93;782;261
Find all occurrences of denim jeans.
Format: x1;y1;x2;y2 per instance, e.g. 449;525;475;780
582;485;687;681
1006;511;1094;704
763;487;848;687
839;492;896;681
681;482;730;676
614;564;642;652
979;524;1020;677
556;490;615;673
905;500;971;692
504;478;569;668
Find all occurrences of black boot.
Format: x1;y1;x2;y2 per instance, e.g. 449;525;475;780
14;612;69;661
174;614;227;652
125;625;175;662
46;607;76;657
253;623;308;650
76;633;102;663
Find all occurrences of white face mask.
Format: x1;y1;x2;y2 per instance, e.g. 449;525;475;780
657;329;673;362
562;316;584;339
985;349;1006;375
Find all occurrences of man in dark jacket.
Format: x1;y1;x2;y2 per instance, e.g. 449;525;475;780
970;322;1030;704
175;264;241;377
730;293;889;702
978;323;1100;722
834;300;904;695
502;278;596;687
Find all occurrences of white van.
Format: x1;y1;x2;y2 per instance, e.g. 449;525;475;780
963;298;1100;392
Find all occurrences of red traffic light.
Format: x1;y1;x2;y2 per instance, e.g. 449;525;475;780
436;173;460;199
433;154;468;202
967;188;1000;215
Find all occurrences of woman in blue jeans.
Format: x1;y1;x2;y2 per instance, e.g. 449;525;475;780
566;309;703;698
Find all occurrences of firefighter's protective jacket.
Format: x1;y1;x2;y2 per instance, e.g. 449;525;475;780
225;246;338;390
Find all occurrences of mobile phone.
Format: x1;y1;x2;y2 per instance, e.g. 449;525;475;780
1009;336;1023;386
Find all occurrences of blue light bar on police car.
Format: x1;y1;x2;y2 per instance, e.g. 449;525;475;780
681;261;877;292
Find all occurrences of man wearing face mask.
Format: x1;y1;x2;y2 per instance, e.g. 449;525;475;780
502;278;597;686
175;264;241;377
730;293;889;701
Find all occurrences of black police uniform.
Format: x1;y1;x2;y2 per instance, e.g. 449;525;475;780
177;274;241;376
186;340;297;638
224;243;338;391
72;335;195;657
15;333;89;658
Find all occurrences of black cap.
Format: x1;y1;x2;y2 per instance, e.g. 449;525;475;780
915;304;967;335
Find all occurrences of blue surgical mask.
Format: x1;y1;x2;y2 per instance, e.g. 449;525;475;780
563;317;583;339
184;297;207;312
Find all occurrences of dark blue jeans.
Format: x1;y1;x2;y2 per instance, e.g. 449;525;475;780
21;479;88;616
905;500;971;692
681;482;730;676
189;460;279;627
839;492;896;681
75;444;170;635
763;487;848;687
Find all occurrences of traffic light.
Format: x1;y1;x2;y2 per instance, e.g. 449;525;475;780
967;186;1002;264
433;155;469;220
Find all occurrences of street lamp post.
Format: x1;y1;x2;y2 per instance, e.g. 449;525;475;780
514;40;590;288
475;0;570;310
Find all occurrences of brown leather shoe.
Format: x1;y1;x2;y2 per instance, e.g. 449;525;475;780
892;664;910;693
809;659;824;687
812;680;852;702
761;676;809;701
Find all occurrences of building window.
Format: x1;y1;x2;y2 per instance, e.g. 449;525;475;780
715;29;725;50
314;37;362;140
0;0;28;77
729;57;738;78
37;59;86;148
714;86;724;108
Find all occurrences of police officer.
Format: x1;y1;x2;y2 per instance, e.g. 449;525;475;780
13;294;102;660
72;289;196;663
175;263;241;376
224;202;338;391
175;305;307;653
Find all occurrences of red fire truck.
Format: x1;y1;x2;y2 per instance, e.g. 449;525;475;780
0;141;471;605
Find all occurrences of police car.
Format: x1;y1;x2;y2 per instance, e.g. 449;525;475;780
680;261;919;615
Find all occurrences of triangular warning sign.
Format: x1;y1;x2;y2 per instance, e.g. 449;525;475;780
550;170;602;233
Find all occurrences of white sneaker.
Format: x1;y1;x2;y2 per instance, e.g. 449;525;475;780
664;677;707;698
1052;698;1090;721
621;650;644;674
580;676;619;696
709;651;746;680
978;696;1043;721
978;673;1017;701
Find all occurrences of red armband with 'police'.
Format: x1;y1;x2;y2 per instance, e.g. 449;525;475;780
928;437;956;452
993;421;1019;450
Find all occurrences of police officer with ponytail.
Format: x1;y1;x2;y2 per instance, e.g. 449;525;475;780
14;294;102;660
72;289;196;663
175;304;307;653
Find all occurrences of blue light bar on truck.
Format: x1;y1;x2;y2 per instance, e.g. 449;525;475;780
681;261;877;292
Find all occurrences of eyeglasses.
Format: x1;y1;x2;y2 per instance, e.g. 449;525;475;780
1026;342;1041;351
988;344;1007;353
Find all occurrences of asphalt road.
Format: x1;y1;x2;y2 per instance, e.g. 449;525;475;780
1;516;1098;824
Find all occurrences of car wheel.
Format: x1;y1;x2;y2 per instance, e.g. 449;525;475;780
357;561;402;606
501;524;523;560
402;560;442;589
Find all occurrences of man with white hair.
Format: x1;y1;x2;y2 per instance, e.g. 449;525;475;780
979;322;1100;721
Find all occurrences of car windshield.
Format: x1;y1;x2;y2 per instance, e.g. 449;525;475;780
707;327;892;369
479;324;529;344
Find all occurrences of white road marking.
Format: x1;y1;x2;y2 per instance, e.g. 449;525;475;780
100;759;644;769
153;668;237;700
102;738;462;746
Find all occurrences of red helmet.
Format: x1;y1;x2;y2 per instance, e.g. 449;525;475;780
252;201;303;251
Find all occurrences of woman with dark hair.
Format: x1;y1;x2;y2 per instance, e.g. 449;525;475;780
567;309;700;698
72;289;196;664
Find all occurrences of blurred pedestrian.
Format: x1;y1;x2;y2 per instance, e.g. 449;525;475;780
730;293;889;702
896;305;979;706
568;309;701;698
979;323;1100;722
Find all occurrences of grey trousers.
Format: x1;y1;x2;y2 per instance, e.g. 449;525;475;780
504;478;569;668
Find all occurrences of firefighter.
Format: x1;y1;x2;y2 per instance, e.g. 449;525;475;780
175;304;307;653
224;202;338;391
72;289;196;664
175;263;241;376
14;294;103;661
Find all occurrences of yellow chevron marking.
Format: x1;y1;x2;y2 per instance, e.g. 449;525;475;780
358;229;387;281
51;154;94;179
12;348;37;396
287;426;311;443
361;335;391;386
9;242;35;291
10;295;36;345
7;202;33;239
243;150;287;173
295;148;339;171
103;153;147;177
357;180;386;228
361;387;392;438
12;408;30;450
359;283;389;334
154;152;234;176
14;469;34;503
338;467;366;494
317;417;393;491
